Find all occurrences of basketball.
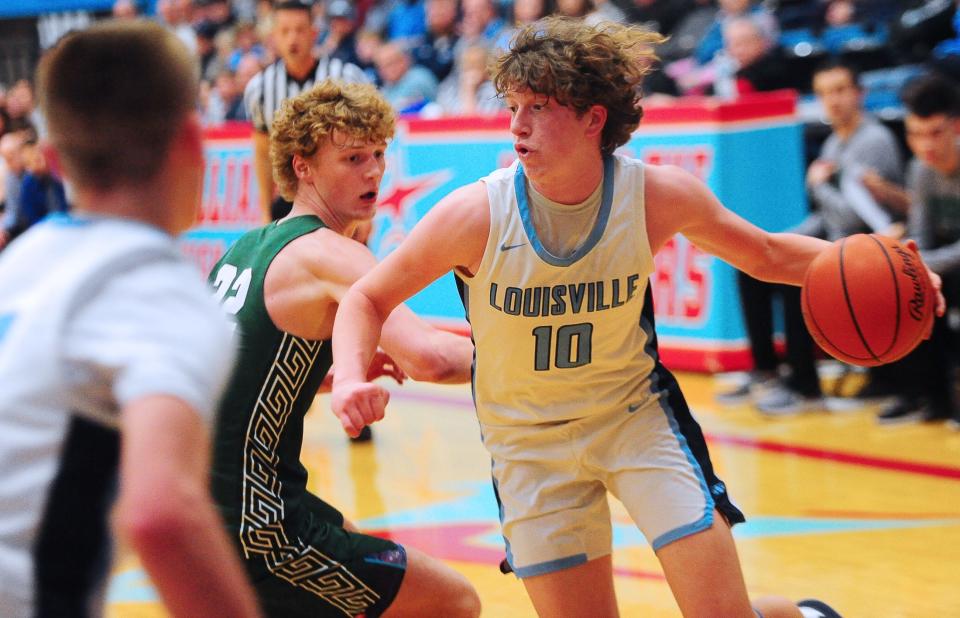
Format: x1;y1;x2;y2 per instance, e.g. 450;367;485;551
801;234;935;367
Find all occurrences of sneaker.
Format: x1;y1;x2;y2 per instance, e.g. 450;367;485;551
947;417;960;432
715;371;776;405
755;384;823;416
797;598;843;618
876;398;925;425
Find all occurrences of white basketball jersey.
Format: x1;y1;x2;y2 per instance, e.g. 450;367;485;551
459;155;658;426
0;215;233;616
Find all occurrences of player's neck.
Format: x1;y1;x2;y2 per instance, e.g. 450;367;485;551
70;181;183;235
527;156;603;205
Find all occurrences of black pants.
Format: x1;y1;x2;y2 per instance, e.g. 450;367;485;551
737;272;821;397
871;273;960;412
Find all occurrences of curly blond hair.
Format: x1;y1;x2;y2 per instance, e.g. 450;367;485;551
493;16;665;155
270;80;396;201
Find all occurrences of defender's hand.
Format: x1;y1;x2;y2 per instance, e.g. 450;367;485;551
904;240;945;337
331;382;389;438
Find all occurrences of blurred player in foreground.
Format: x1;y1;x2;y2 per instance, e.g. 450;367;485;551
0;21;260;617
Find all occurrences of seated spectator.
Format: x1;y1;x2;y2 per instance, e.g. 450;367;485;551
430;44;505;116
694;0;778;66
374;41;439;113
356;29;386;83
555;0;627;24
657;0;717;62
5;80;38;134
17;136;68;232
227;20;266;71
112;0;139;19
458;0;506;52
319;0;365;68
0;131;27;251
195;20;224;83
157;0;198;53
204;69;247;124
712;14;793;97
875;72;960;426
413;0;461;82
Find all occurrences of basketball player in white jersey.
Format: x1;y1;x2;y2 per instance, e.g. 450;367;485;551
330;17;943;618
0;22;260;617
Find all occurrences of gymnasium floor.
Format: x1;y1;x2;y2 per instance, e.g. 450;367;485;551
106;371;960;617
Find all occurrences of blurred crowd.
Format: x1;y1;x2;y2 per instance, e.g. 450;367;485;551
1;0;960;429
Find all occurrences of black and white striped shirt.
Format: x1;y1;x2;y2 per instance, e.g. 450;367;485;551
243;55;369;133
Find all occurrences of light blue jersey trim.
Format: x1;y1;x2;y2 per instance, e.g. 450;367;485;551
640;312;715;551
0;312;14;343
512;553;588;578
514;155;615;267
45;212;89;226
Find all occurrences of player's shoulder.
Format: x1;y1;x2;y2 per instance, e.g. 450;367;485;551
643;162;712;212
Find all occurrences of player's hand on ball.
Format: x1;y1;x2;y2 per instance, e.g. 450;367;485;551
903;239;945;323
332;382;389;438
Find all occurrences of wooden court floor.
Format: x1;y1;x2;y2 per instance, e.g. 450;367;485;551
106;372;960;617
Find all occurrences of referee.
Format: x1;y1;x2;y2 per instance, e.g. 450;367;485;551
244;0;369;222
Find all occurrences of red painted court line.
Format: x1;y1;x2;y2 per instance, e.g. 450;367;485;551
391;390;960;481
706;433;960;480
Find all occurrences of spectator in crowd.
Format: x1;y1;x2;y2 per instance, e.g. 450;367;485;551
0;131;27;252
711;14;792;97
205;68;248;124
694;0;777;66
413;0;461;82
374;41;438;113
17;135;68;231
157;0;199;52
112;0;139;19
876;72;960;426
196;19;224;82
227;20;266;71
355;29;386;82
319;0;364;68
493;0;549;52
458;0;506;52
431;44;505;115
5;80;38;133
554;0;628;24
244;0;367;222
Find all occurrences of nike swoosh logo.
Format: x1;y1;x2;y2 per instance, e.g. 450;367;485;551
627;403;642;413
500;242;527;251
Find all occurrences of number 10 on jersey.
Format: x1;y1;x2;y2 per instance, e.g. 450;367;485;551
532;322;593;371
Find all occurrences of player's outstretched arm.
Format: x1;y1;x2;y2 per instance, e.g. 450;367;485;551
645;164;830;285
115;395;261;618
332;182;489;436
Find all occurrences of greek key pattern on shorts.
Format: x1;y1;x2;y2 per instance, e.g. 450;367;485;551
240;333;379;615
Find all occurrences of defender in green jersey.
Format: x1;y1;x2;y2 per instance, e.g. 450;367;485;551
209;80;479;618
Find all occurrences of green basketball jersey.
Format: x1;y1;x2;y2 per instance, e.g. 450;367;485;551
208;215;332;561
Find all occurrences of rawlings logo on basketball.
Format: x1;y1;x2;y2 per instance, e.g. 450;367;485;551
892;245;926;322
